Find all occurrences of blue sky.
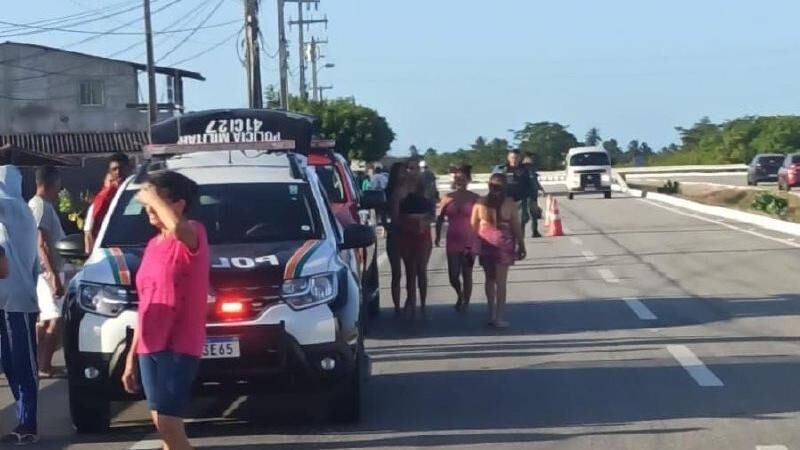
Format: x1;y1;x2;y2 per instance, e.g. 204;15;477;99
5;0;800;155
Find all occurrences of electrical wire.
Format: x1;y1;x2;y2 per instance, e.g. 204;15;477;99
0;18;241;36
166;25;243;66
157;0;225;63
0;2;147;38
0;0;184;73
0;0;141;33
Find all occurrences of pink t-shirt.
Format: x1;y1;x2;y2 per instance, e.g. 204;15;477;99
135;221;210;357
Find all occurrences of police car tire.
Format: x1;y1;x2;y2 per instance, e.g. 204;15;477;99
330;346;363;423
69;384;111;433
604;191;612;199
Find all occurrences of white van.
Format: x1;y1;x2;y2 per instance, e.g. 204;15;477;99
565;147;612;199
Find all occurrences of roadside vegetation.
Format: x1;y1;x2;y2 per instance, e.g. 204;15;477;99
676;185;800;223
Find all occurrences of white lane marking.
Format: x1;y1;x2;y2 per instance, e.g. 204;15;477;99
222;395;247;418
581;250;598;262
757;446;788;450
623;297;657;320
666;345;724;387
377;252;389;268
597;268;619;283
643;199;800;249
569;237;583;245
130;441;162;450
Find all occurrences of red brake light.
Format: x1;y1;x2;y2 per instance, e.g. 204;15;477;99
308;153;332;165
219;301;244;314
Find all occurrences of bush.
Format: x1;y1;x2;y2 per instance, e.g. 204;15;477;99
751;191;789;217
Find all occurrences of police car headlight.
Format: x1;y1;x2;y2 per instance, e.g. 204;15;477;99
79;283;136;317
282;273;337;310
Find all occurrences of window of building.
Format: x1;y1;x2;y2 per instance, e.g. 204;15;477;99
79;80;104;106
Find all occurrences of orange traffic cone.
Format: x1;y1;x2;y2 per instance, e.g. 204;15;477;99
548;197;564;237
543;195;553;227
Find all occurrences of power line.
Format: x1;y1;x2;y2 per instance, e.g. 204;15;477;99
0;17;240;36
157;0;225;63
167;25;243;66
0;0;184;67
0;2;146;38
0;0;142;33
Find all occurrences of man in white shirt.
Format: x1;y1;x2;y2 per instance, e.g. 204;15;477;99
28;165;66;378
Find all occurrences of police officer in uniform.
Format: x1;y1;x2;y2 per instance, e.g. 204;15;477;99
493;149;539;238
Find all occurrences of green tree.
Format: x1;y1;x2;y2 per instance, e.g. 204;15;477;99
289;97;396;161
585;127;602;146
602;138;624;164
514;122;579;170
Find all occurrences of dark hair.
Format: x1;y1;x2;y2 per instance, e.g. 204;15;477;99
35;165;60;189
450;163;472;179
109;152;131;167
485;173;507;223
146;171;199;211
407;155;421;166
386;161;408;200
508;148;521;154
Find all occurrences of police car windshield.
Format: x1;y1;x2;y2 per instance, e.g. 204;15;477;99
571;152;610;166
102;182;323;247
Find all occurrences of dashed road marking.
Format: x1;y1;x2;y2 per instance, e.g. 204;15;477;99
666;345;724;387
569;237;583;245
756;446;788;450
623;297;657;320
581;250;598;262
130;441;161;450
597;268;619;283
222;395;247;417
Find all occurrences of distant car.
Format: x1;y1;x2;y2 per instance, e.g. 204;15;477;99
565;147;612;200
747;154;784;185
778;153;800;191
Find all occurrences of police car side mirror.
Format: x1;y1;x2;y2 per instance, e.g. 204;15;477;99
359;190;386;210
56;234;88;262
340;224;376;250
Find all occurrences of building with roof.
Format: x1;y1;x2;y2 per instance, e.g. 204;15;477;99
0;42;205;156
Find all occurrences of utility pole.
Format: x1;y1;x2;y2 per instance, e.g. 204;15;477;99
143;0;158;136
287;0;326;100
317;85;333;101
244;0;263;108
309;38;328;101
277;0;289;109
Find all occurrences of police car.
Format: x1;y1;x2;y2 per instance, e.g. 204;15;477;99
56;140;377;433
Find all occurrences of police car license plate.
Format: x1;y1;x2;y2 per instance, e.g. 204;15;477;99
202;336;240;359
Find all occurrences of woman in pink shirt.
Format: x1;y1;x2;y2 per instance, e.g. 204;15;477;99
121;171;209;450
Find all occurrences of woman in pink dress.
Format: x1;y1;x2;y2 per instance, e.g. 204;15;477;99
435;164;479;313
471;173;526;328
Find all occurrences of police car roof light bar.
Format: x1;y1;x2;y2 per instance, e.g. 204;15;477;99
142;140;297;158
310;139;336;150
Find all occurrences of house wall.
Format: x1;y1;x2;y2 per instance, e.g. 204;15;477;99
0;43;149;134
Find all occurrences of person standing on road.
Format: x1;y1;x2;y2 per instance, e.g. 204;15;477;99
121;171;209;450
394;158;434;318
84;152;133;254
0;165;41;445
29;166;66;378
418;160;440;215
493;149;535;237
385;162;408;314
522;155;546;238
435;164;479;313
471;173;526;328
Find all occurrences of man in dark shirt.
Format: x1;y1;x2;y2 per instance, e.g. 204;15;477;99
523;155;546;237
493;149;536;236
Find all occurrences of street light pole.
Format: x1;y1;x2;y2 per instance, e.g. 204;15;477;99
143;0;158;137
277;0;289;109
244;0;263;108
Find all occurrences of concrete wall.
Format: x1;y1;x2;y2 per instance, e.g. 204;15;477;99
0;43;149;134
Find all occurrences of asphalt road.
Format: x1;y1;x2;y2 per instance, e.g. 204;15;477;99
4;187;800;450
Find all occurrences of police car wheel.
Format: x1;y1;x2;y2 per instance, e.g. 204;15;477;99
329;345;363;423
69;384;111;433
604;191;612;199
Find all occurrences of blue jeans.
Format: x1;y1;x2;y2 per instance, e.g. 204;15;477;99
138;351;199;418
0;311;39;432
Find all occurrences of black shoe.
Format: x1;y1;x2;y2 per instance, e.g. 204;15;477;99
532;232;542;238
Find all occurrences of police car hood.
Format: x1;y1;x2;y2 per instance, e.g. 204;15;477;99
80;239;334;291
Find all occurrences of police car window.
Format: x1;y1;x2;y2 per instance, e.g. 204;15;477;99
314;165;346;203
761;156;784;166
792;155;800;164
570;153;610;166
102;183;322;247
